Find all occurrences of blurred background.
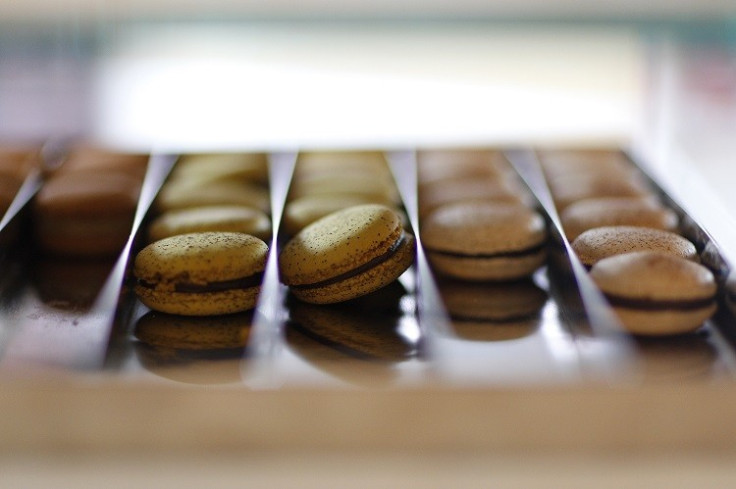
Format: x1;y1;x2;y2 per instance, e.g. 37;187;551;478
0;2;735;215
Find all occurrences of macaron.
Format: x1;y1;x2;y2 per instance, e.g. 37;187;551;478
279;204;415;304
170;153;269;186
34;170;142;256
294;151;390;178
590;251;717;335
560;197;679;241
154;180;270;214
418;177;529;218
287;172;399;205
134;232;268;316
148;205;272;243
571;225;698;267
421;202;547;281
51;146;149;179
548;171;653;212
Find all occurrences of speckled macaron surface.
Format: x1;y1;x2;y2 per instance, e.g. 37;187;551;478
590;251;717;335
134;232;268;315
279;204;415;304
421;202;547;281
571;225;697;267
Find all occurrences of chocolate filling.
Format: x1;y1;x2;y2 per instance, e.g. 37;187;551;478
604;293;715;311
291;233;408;290
425;241;546;260
138;272;264;293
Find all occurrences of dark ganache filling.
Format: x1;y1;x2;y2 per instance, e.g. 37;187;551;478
604;293;715;311
138;272;264;293
425;241;546;259
291;233;408;290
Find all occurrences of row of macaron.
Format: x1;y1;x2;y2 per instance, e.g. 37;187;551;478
537;150;719;337
2;145;724;340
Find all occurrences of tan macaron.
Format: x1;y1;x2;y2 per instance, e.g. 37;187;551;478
134;232;268;316
171;153;269;185
590;251;717;336
571;225;697;267
421;202;547;281
148;205;272;243
561;197;679;241
154;180;270;214
279;204;415;304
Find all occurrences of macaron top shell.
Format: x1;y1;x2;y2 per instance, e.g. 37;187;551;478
279;204;405;286
571;225;697;266
590;251;716;302
421;202;546;255
135;232;268;286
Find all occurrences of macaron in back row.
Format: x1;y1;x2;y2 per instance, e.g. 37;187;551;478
418;149;548;282
281;151;403;237
149;153;272;243
541;149;717;336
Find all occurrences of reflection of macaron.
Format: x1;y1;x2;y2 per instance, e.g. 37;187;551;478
634;334;717;383
284;326;400;386
287;298;415;361
279;204;415;304
134;344;245;385
571;226;697;267
148;205;272;243
590;251;717;335
421;202;547;281
418;177;527;218
437;278;547;341
134;232;268;315
560;197;678;241
134;310;253;350
417;149;513;187
33;257;116;309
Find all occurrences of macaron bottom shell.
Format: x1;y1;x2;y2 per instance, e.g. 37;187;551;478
134;286;261;316
289;233;415;305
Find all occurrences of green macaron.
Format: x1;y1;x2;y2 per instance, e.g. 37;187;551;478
279;204;415;304
134;232;268;316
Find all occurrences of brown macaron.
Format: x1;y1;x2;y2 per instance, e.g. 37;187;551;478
571;225;697;267
34;170;142;256
590;251;717;336
561;197;679;241
421;202;547;281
